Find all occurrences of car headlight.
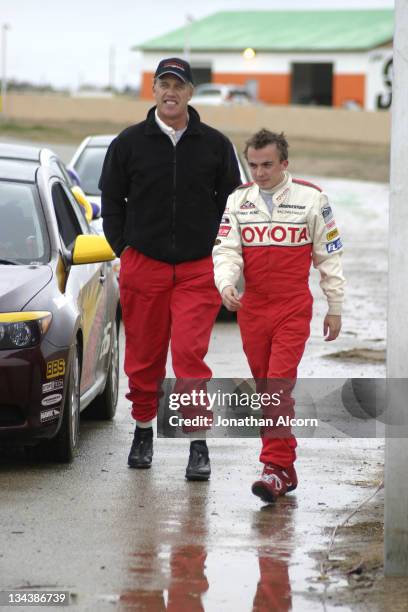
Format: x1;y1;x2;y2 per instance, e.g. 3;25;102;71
0;312;52;350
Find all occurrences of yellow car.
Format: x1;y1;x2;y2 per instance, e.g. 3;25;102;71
0;144;120;462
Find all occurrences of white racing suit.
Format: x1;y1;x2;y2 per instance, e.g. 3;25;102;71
213;173;345;466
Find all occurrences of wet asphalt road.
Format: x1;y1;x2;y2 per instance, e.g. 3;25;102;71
0;378;383;612
0;138;387;610
0;323;384;612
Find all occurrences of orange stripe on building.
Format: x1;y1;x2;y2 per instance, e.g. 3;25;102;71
333;74;365;108
213;73;290;105
141;70;290;104
141;72;155;99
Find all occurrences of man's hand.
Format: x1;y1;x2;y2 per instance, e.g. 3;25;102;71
221;286;242;312
323;314;342;341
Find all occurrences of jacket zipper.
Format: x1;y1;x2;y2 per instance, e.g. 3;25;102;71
172;145;177;252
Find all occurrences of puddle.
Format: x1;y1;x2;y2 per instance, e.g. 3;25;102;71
325;349;386;363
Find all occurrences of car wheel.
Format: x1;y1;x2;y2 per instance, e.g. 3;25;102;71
86;321;119;420
45;341;80;462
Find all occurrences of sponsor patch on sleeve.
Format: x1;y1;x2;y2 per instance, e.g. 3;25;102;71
321;205;333;223
326;238;343;253
221;215;230;224
218;225;231;237
326;228;339;241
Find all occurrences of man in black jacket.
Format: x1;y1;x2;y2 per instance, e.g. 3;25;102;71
99;57;240;478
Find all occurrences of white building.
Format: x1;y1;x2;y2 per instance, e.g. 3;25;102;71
136;9;393;111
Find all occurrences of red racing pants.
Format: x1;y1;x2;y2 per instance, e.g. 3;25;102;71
238;290;313;467
119;248;221;422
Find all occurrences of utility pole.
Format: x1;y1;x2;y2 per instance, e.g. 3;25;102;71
184;15;194;63
109;45;116;92
384;0;408;576
1;24;10;119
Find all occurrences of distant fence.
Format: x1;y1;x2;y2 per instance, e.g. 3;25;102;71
4;93;390;145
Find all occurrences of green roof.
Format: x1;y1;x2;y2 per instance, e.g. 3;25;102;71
136;10;394;52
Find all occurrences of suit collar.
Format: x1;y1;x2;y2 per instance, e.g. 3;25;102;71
145;105;202;136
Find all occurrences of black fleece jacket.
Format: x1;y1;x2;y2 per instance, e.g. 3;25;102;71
98;105;241;263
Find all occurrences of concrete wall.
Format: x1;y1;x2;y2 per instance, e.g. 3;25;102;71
4;93;390;145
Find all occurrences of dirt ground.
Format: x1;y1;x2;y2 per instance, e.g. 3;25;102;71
0;119;390;183
232;132;390;184
313;472;408;612
325;348;386;364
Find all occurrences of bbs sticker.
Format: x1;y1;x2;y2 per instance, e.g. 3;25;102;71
46;359;65;379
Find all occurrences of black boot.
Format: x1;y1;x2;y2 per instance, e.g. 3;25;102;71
128;426;153;469
185;440;211;481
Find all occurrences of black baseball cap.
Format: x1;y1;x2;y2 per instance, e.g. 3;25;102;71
154;57;194;85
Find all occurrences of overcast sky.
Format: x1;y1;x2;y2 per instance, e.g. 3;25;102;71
2;0;394;90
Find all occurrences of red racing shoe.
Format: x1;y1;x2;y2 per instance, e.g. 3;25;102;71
251;464;298;503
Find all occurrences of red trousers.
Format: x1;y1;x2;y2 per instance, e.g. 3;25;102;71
119;248;221;422
238;291;313;467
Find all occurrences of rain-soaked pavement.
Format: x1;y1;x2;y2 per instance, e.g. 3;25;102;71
0;403;384;611
1;173;388;610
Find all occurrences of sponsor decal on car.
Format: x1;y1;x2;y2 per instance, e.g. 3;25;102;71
241;223;310;245
46;359;65;379
326;219;336;230
218;225;231;237
326;238;343;253
42;379;64;394
41;393;63;407
240;201;256;210
326;228;339;241
99;322;112;360
40;408;61;423
321;205;333;222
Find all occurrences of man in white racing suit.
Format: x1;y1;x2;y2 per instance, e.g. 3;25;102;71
213;129;345;503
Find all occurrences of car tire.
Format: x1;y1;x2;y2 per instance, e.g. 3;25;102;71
44;341;81;462
86;321;119;420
